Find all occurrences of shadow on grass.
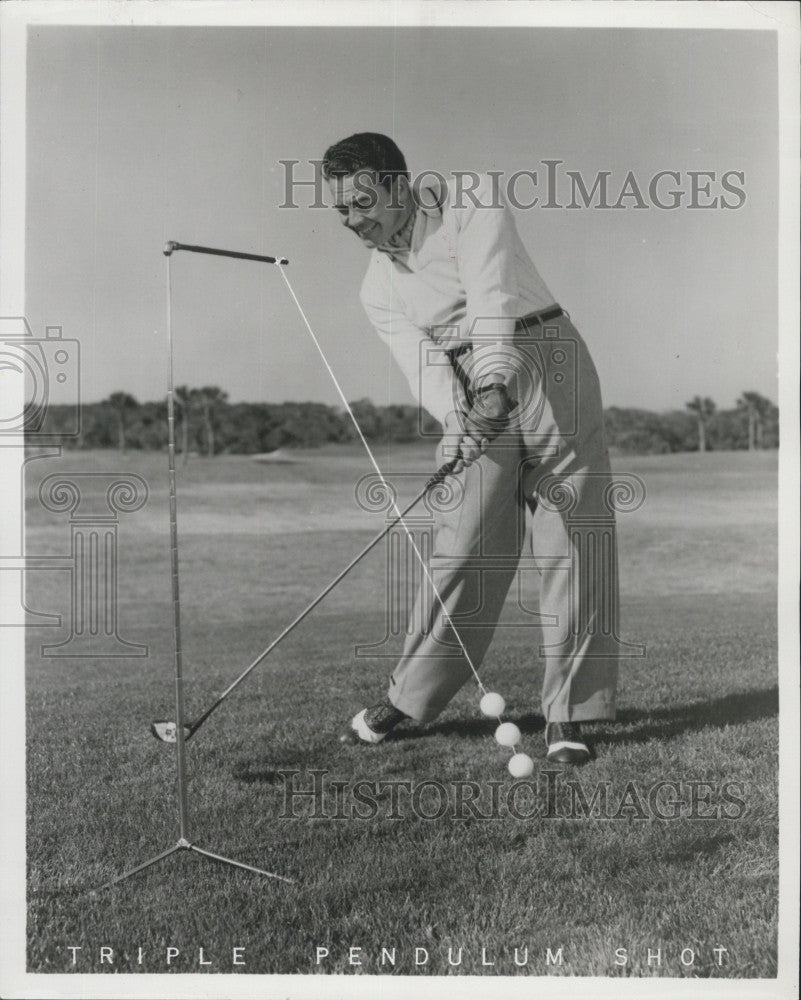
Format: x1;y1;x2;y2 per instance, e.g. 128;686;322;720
660;830;738;863
389;685;778;746
230;687;777;781
397;712;545;742
593;686;778;747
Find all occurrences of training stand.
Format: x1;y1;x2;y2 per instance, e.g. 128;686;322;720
93;731;291;890
93;695;292;890
93;246;291;892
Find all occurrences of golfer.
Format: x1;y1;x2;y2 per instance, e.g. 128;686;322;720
324;133;618;764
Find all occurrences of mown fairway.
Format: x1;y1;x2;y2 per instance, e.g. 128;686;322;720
25;446;778;977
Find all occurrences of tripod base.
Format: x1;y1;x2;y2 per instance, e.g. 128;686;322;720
92;838;293;892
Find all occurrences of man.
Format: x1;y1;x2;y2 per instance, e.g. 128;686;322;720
323;133;619;764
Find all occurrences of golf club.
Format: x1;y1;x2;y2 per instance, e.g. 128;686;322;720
150;456;459;743
154;243;500;753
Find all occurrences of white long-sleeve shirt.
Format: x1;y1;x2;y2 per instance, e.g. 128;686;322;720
359;174;557;426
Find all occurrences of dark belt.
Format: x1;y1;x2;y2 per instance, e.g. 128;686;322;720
445;306;564;400
517;305;564;329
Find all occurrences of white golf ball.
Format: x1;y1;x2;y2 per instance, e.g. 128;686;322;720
480;692;506;717
508;752;535;778
494;722;521;747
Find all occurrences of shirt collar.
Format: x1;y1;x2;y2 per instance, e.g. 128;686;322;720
376;180;447;260
376;204;417;259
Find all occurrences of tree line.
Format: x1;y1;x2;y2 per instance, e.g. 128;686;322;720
40;388;777;456
607;391;778;455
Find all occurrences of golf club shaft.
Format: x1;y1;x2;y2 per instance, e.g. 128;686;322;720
163;241;289;266
185;458;458;737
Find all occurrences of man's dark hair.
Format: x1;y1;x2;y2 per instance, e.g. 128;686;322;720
322;132;410;189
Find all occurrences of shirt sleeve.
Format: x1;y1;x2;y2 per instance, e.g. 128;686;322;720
360;259;464;428
453;175;533;401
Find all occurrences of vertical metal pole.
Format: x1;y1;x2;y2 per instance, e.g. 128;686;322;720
165;255;190;840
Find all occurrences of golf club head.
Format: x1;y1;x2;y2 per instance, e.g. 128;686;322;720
150;720;192;743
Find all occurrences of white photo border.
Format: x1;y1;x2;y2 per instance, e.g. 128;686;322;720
1;2;798;999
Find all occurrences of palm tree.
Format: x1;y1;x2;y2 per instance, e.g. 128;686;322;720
737;391;771;450
685;396;716;453
191;386;228;457
104;392;139;453
173;385;191;466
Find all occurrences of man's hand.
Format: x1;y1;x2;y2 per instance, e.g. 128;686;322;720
464;383;517;442
441;383;517;473
441;409;477;473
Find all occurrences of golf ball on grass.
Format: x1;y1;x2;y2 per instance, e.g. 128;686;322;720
480;692;506;717
508;752;535;778
494;722;521;747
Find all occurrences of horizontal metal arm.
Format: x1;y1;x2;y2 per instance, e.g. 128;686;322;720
163;241;289;266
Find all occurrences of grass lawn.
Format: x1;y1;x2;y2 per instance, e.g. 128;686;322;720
25;446;779;977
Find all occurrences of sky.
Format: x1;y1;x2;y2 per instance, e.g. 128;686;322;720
24;24;779;412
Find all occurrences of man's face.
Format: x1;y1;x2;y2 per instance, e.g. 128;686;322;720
328;171;410;248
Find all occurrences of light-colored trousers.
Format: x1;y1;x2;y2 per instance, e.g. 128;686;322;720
387;314;619;724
